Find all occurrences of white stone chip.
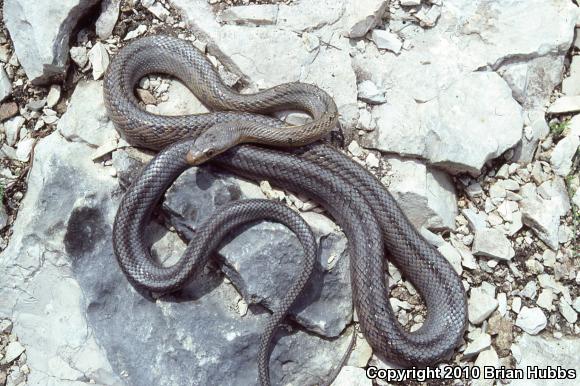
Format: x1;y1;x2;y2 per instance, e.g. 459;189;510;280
370;29;402;53
472;228;515;260
4;341;25;363
0;66;12;102
515;307;547;335
468;284;498;324
88;42;110;80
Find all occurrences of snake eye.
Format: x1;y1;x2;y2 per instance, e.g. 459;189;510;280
204;149;215;157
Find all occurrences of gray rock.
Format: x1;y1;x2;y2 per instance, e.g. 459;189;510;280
468;283;498;324
562;55;580;96
161;167;352;338
58;80;117;147
472;228;515;261
172;0;357;113
3;0;100;84
0;100;354;386
520;193;562;250
558;298;578;324
385;157;458;231
511;335;580;386
96;0;121;39
0;66;12;102
550;132;580;177
515;307;547;335
70;46;89;68
4;115;24;147
463;331;491;358
437;242;463;275
357;80;387;105
548;95;580;114
370;29;402;53
88;42;110;80
343;0;388;39
3;341;25;364
473;347;499;386
218;5;279;26
333;366;372;386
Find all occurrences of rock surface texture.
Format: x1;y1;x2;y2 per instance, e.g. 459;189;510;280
0;0;578;385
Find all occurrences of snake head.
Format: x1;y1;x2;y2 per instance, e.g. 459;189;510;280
186;124;242;165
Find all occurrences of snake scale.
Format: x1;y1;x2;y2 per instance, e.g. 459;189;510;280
105;35;468;385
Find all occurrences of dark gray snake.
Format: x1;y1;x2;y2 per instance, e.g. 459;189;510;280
105;35;468;385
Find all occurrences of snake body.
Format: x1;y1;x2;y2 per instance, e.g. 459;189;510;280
105;35;468;384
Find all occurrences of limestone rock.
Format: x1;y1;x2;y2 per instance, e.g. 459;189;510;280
3;0;100;84
472;228;515;261
468;283;498;324
385;157;457;231
515;307;547;335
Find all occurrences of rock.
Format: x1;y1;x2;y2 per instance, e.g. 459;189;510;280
218;5;279;26
357;80;387;104
511;334;580;386
536;289;555;311
550;133;580;177
0;319;12;333
515;307;547;335
400;0;421;5
547;95;580;114
58;81;116;147
172;0;357;114
0;203;8;230
3;0;100;84
4;116;25;147
463;331;491;358
473;347;499;386
488;314;514;356
520;193;562;250
124;24;147;40
0;67;12;102
46;85;61;108
497;293;507;316
421;73;523;175
346;335;373;368
344;0;388;39
500;55;564;110
468;283;498;324
437;242;463;275
370;29;402;53
145;1;171;20
0;101;18;121
385;157;457;231
365;73;523;176
514;110;551;164
96;0;121;39
3;341;25;364
332;366;372;386
562;55;580;96
88;42;110;80
347;141;363;157
558;298;578;324
461;208;487;233
70;46;89;68
472;228;515;261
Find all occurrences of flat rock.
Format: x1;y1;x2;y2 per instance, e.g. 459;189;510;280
550;132;580;177
3;0;100;84
96;0;121;39
520;192;563;250
515;306;547;335
370;29;402;53
468;283;498;324
548;95;580;114
343;0;388;39
332;366;372;386
511;334;580;386
0;67;12;102
356;0;575;174
472;228;515;261
385;157;458;231
562;55;580;96
218;5;279;26
3;341;25;364
58;80;117;147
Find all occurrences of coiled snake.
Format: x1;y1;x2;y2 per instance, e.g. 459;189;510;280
104;35;467;385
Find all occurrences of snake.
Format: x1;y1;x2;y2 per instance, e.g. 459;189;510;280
104;35;468;385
